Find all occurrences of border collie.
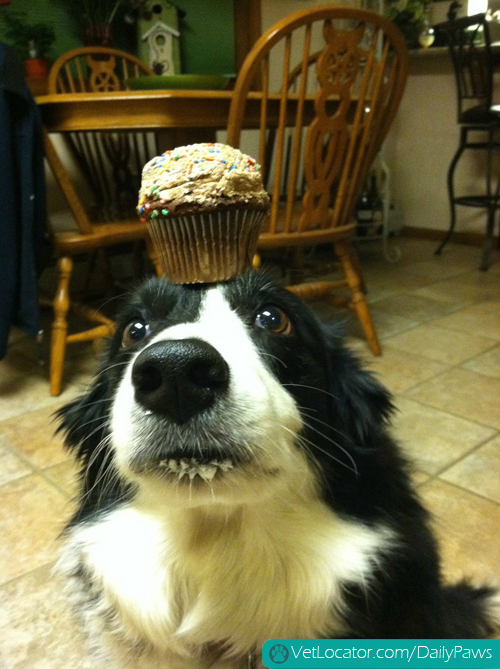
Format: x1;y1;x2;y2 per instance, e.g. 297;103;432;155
57;272;499;668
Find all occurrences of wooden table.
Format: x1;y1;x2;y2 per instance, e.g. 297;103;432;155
36;89;339;133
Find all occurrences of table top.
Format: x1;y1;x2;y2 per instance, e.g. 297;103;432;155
36;88;338;132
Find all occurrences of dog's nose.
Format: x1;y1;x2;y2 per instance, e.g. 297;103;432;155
131;338;229;423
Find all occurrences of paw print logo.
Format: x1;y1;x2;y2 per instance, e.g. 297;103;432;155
269;644;289;664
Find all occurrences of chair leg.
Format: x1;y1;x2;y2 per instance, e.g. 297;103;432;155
480;207;496;271
349;246;367;294
480;133;498;271
50;256;73;396
335;241;381;356
435;128;466;256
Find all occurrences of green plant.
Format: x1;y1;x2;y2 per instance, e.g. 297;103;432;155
385;0;430;28
62;0;124;24
0;11;55;60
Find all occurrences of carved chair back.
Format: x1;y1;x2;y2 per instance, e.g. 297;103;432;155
227;7;408;241
48;47;154;94
47;48;157;230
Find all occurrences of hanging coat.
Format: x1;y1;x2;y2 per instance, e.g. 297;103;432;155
0;43;51;359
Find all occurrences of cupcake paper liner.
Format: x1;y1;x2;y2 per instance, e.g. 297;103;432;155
147;209;266;283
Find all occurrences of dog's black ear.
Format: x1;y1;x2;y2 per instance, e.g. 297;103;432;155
322;326;394;445
55;373;111;463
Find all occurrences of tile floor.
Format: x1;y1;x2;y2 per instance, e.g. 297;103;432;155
0;238;499;667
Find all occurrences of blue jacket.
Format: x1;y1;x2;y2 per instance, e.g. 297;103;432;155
0;44;50;358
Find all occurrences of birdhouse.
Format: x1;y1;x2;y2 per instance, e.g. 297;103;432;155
137;1;182;75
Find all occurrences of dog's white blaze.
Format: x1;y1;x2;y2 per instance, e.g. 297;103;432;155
111;286;306;498
61;285;396;666
61;497;394;662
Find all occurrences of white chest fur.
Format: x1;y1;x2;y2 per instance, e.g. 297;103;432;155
59;497;393;662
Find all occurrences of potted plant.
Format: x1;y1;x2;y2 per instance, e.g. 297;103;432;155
0;11;55;77
385;0;431;48
61;0;124;46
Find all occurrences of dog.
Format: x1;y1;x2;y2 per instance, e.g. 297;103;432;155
56;271;499;668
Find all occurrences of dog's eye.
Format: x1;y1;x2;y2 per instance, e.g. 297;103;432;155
122;319;150;348
254;306;292;335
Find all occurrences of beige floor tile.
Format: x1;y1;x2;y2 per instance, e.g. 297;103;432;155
345;336;371;356
391;397;496;475
394;237;440;262
369;293;464;324
0;405;69;469
407;367;500;429
14;335;99;376
412;277;499;305
0;354;58;421
365;283;408;305
311;300;418;341
346;307;418;341
462;344;500;378
0;475;71;585
419;479;500;583
397;260;474;283
385;323;497;365
363;345;448;394
412;470;432;487
440;434;500;505
0;439;33;487
0;343;97;423
432;301;500;341
0;564;93;669
363;269;433;293
399;239;484;266
411;286;471;305
44;460;80;498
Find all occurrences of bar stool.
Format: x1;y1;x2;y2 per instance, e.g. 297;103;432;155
435;13;500;270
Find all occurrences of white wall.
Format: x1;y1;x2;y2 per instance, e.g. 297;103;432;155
384;52;500;234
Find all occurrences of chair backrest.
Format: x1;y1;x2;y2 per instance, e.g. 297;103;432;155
435;14;493;123
227;7;408;239
48;46;154;94
45;48;158;232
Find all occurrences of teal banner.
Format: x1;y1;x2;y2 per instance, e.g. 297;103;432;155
262;640;500;668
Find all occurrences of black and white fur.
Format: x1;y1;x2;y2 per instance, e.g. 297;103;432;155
57;272;499;668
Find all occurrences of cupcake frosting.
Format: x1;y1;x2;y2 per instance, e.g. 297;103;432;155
138;143;270;219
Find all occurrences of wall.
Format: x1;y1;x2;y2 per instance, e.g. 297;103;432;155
0;0;235;74
177;0;235;74
384;51;500;234
0;0;81;62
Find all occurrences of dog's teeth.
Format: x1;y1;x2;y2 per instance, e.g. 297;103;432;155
155;457;233;481
199;464;218;481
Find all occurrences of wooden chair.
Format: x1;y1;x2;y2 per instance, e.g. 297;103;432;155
48;46;154;94
45;48;161;395
227;7;409;354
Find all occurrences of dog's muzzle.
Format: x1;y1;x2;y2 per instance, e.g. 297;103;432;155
132;338;229;424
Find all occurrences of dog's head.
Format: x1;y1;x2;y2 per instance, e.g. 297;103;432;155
59;272;393;514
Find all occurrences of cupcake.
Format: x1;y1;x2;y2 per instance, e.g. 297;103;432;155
138;143;270;283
